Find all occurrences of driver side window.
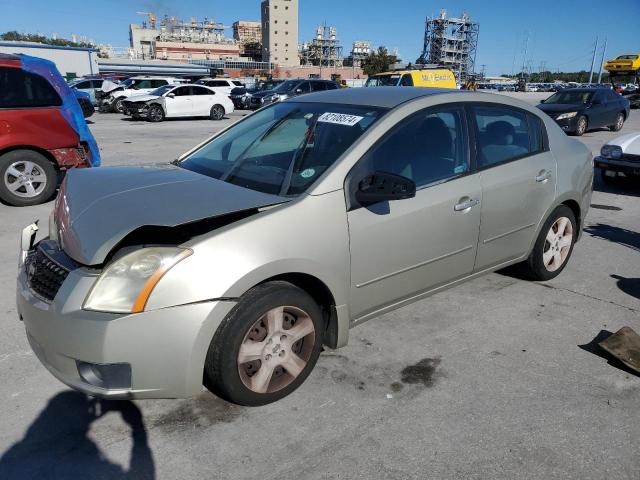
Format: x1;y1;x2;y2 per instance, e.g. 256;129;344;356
359;106;469;188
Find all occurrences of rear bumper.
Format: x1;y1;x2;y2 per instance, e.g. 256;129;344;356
49;145;92;168
17;240;236;399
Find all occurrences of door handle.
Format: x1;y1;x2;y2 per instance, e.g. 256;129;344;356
535;170;552;183
454;198;479;212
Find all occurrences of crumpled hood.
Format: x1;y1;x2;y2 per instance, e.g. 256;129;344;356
55;165;289;265
124;94;160;103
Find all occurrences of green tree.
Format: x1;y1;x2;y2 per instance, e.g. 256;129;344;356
361;46;398;76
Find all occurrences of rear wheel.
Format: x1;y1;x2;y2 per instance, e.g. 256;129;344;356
520;205;576;281
147;105;165;122
610;112;625;132
210;104;225;120
204;281;324;406
573;116;587;136
0;150;57;206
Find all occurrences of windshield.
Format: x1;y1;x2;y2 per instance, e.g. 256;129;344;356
150;85;174;96
616;55;638;60
544;91;594;105
272;80;300;93
180;102;386;196
365;74;401;87
120;79;136;88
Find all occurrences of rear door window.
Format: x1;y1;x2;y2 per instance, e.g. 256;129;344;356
472;105;535;168
0;67;62;108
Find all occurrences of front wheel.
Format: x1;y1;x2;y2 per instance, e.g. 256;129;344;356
210;104;225;120
573;115;587;136
610;112;625;132
204;281;325;406
147;105;165;122
0;150;57;206
113;97;125;113
520;205;577;281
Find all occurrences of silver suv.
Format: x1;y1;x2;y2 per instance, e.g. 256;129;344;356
17;88;593;406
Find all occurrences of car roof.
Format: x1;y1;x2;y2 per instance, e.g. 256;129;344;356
294;86;463;108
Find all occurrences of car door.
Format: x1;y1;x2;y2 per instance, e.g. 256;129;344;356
164;86;193;117
347;104;481;319
191;86;216;116
293;81;311;98
472;104;556;271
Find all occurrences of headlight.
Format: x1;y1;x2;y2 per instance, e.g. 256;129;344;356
556;112;578;120
84;247;192;313
600;144;623;159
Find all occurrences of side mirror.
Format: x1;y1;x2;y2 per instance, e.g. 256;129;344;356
295;88;303;94
166;93;175;98
356;171;416;205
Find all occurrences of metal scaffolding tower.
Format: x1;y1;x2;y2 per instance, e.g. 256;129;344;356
416;9;479;82
300;24;344;68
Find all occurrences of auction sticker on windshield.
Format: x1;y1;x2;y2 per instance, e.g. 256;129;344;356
317;112;364;127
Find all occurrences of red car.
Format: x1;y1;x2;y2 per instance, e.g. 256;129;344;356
0;53;100;206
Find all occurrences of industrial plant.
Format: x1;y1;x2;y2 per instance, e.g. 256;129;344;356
416;9;479;81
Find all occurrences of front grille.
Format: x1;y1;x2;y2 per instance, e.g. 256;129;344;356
25;247;70;302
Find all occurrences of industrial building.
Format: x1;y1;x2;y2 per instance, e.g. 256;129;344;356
261;0;300;67
129;15;240;62
344;41;372;68
233;21;262;61
0;41;98;78
416;9;479;82
300;25;344;68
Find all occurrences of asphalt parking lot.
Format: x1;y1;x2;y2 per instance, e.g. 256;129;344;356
0;92;638;480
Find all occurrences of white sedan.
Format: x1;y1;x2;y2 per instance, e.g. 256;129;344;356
594;132;640;182
122;84;235;122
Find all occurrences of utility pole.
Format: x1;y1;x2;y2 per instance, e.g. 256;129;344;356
588;36;598;84
480;63;486;79
597;37;608;84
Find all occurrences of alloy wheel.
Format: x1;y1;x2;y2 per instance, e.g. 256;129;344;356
576;117;587;135
615;114;624;130
542;216;573;272
3;161;47;198
237;306;316;394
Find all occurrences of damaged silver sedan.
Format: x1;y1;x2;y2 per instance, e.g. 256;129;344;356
17;88;593;406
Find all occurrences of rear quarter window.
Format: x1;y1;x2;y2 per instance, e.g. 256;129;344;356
0;67;62;108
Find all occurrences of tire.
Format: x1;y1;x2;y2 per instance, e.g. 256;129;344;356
204;281;325;406
572;115;587;136
0;150;57;207
609;112;625;132
210;104;225;121
520;205;577;281
113;97;125;114
147;105;165;123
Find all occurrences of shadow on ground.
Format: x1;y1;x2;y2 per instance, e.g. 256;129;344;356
579;330;640;378
0;391;155;480
583;223;640;253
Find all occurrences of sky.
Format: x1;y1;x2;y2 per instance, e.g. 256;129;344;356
1;0;639;75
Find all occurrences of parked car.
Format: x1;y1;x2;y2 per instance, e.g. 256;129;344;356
68;78;104;105
73;90;95;118
627;92;640;109
122;84;234;122
100;76;185;113
0;53;100;206
537;88;630;136
17;87;592;405
364;68;457;89
229;80;285;110
249;79;339;109
594;132;640;182
195;78;244;95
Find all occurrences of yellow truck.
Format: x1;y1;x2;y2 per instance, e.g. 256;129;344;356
604;54;640;76
364;67;457;89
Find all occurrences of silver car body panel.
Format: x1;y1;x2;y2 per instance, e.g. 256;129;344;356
56;165;289;265
18;88;593;399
